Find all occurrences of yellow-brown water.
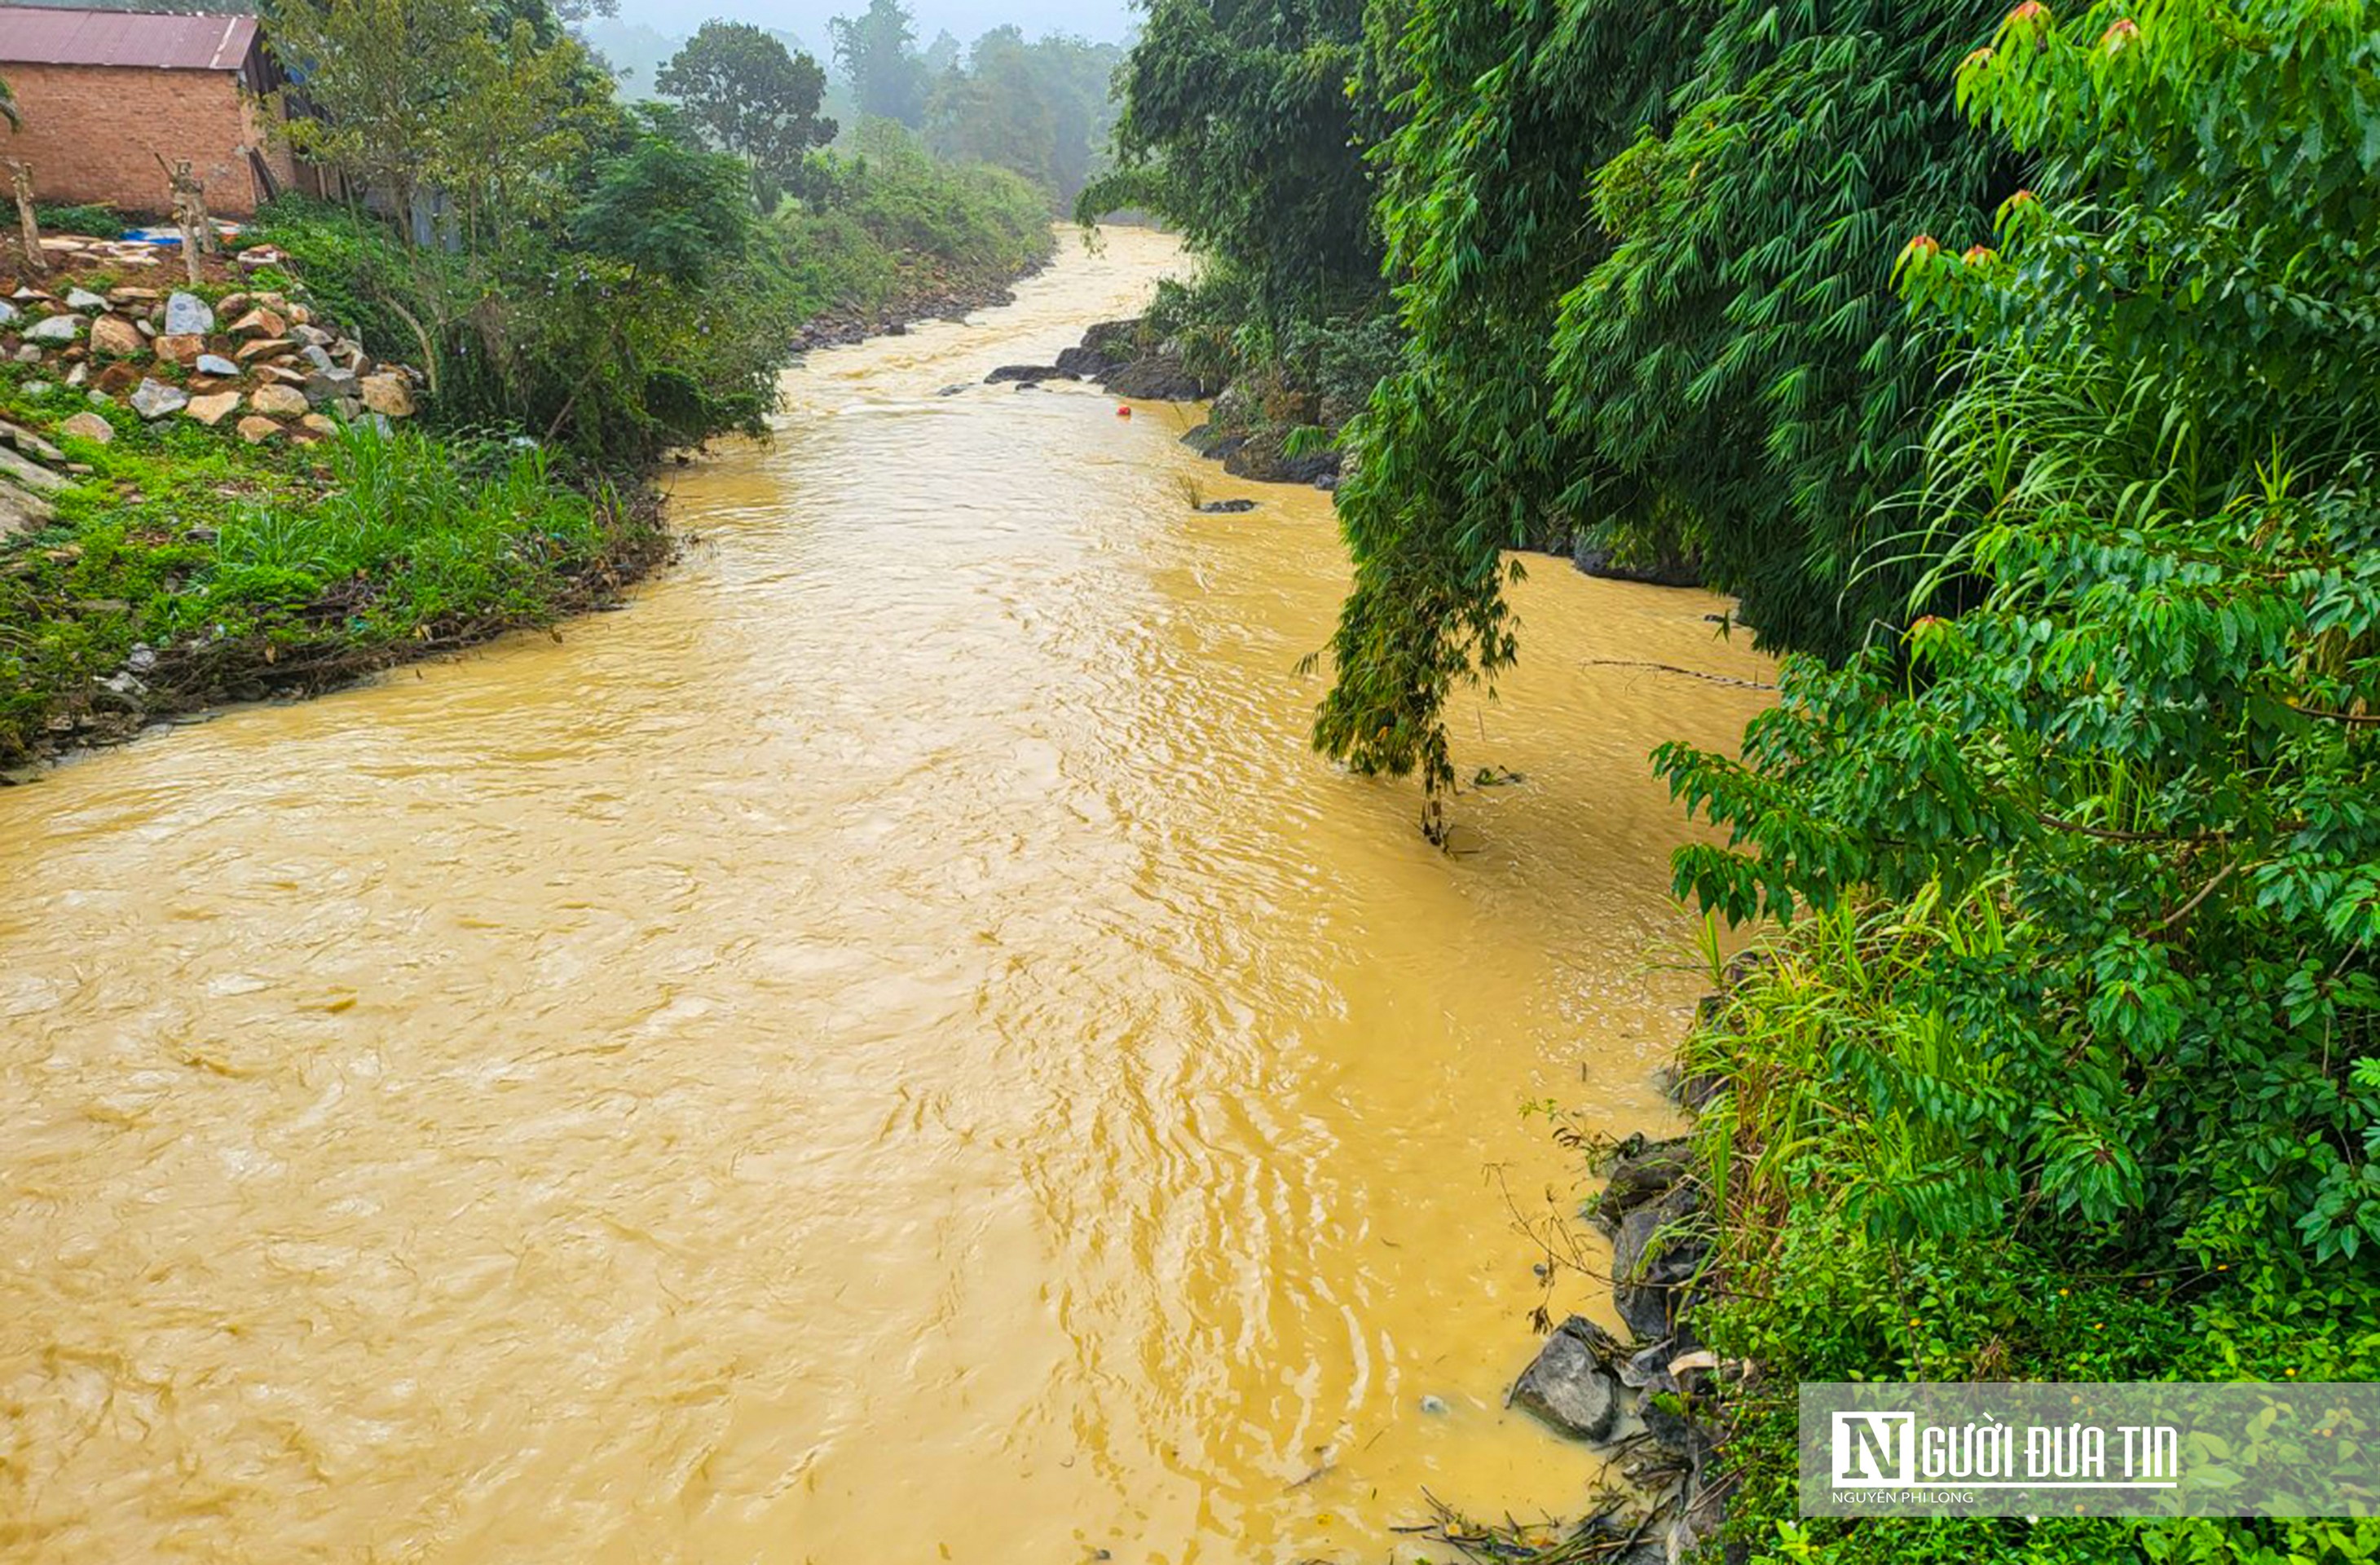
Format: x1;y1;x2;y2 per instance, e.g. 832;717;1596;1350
0;227;1771;1563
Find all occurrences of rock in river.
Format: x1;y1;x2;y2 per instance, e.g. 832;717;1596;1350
1103;352;1212;401
1510;1315;1631;1444
1611;1181;1708;1342
1590;1135;1695;1234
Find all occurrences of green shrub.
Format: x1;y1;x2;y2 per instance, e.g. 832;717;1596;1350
203;421;611;633
253;194;800;463
33;203;123;236
778;119;1056;306
1686;911;2380;1563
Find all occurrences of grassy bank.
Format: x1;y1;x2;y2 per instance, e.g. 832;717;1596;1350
1676;903;2380;1564
0;361;662;769
778;121;1057;331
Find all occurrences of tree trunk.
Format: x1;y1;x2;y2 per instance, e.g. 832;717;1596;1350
8;162;43;276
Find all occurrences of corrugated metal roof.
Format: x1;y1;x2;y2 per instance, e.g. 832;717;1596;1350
0;6;258;69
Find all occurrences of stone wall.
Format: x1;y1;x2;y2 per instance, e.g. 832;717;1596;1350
2;64;300;218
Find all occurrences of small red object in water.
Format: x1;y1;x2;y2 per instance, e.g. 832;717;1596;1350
1116;404;1132;417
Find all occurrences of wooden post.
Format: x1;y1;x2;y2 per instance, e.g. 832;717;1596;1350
7;161;42;276
161;157;210;284
182;161;217;257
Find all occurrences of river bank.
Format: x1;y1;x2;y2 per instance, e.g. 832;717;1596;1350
0;234;1066;781
790;252;1056;352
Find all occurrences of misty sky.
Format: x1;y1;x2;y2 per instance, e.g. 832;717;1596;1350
602;0;1138;49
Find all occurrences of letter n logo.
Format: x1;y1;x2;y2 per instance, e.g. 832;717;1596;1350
1831;1412;1915;1487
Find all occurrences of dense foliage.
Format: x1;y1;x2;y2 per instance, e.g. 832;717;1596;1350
262;0;796;461
1643;2;2380;1556
261;0;1065;464
1308;0;1716;826
1665;0;2380;1273
773;118;1055;316
1307;0;2019;823
831;0;930;127
1082;0;1383;327
924;26;1124;209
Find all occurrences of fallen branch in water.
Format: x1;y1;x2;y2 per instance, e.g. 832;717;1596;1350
1395;1488;1648;1563
1579;659;1774;690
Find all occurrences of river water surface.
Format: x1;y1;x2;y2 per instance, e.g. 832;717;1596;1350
0;227;1772;1563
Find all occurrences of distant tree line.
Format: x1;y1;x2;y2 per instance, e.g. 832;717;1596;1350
635;0;1120;214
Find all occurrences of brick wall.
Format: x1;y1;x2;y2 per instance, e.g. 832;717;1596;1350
2;62;292;218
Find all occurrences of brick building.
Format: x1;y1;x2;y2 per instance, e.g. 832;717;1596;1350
0;5;315;218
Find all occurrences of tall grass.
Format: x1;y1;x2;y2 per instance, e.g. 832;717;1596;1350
207;421;613;633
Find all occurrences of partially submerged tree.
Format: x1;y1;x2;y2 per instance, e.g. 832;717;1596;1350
1311;0;2014;830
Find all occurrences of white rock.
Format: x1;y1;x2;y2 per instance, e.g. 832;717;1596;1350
129;378;189;419
163;292;214;336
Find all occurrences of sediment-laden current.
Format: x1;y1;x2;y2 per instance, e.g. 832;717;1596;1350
0;227;1772;1563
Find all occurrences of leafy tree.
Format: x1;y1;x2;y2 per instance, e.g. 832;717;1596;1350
1311;0;1720;827
1550;0;2015;654
257;0;804;462
571;125;755;285
829;0;928;127
656;20;836;209
265;0;602;245
1082;0;1382;327
926;28;1122;208
0;74;18;131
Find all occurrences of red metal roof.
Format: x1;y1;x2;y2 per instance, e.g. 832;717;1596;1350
0;6;258;70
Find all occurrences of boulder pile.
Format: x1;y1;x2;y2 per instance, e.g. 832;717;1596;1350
2;277;423;447
0;415;71;540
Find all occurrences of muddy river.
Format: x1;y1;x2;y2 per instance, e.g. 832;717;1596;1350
0;227;1772;1563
